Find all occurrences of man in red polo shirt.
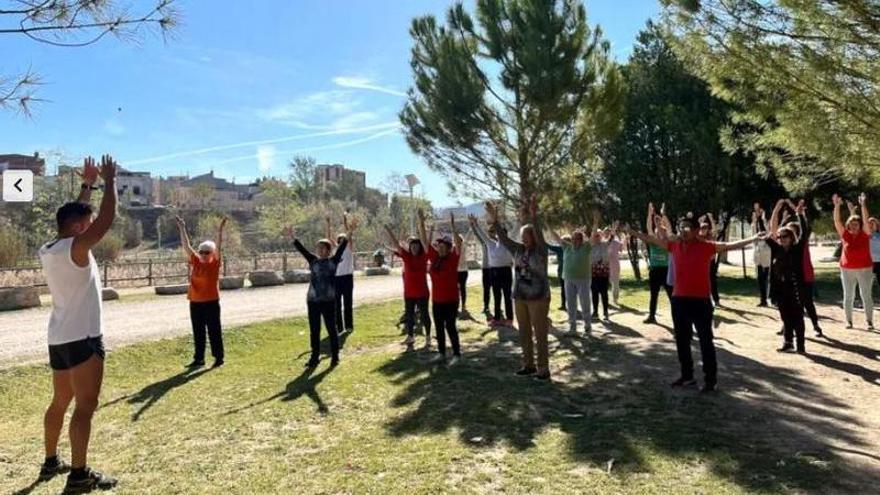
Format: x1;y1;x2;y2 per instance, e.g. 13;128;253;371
628;215;762;393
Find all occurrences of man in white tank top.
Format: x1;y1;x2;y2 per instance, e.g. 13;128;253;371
36;155;119;493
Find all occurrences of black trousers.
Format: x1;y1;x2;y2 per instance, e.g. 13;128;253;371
307;301;339;362
802;281;819;328
334;274;354;332
670;297;716;386
591;276;609;316
432;301;461;356
558;277;567;308
710;260;720;304
458;271;469;308
404;297;432;338
778;291;805;351
190;300;224;361
481;268;493;312
491;266;514;321
757;266;770;305
648;267;672;318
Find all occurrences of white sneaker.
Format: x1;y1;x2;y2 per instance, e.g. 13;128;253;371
449;356;462;366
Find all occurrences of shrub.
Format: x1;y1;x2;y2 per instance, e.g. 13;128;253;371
0;226;28;267
92;233;124;262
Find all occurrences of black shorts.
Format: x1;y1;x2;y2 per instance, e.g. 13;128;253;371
48;336;105;371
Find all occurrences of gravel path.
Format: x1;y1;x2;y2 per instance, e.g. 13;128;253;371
0;271;483;368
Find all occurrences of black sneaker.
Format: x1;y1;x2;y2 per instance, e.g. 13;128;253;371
757;301;768;307
534;372;551;381
814;326;824;337
186;360;205;369
846;321;854;329
304;359;320;369
64;467;117;494
330;357;340;367
670;377;697;388
212;359;224;369
777;343;795;353
700;383;717;394
643;316;657;324
39;457;70;481
796;348;806;355
515;367;537;376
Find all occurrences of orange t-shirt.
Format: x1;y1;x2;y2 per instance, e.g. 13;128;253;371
188;253;221;302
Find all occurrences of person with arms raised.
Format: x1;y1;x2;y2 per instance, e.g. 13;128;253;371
38;155;119;493
471;208;515;327
833;193;874;329
643;203;673;324
627;214;763;393
175;215;228;369
326;214;358;336
487;198;552;380
285;218;353;368
420;209;464;363
384;224;432;351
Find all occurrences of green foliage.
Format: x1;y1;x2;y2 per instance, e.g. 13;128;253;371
0;223;28;267
400;0;623;211
600;24;786;226
91;232;124;263
662;0;880;193
197;213;245;255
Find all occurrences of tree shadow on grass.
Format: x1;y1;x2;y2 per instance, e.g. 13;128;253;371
103;367;213;421
376;319;880;493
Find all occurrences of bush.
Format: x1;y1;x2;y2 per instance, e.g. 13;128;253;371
197;213;245;255
92;233;124;262
0;226;28;267
122;219;143;249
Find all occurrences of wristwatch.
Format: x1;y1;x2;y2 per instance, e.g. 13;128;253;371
81;184;100;191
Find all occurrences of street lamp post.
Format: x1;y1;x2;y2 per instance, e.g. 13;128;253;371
405;174;420;236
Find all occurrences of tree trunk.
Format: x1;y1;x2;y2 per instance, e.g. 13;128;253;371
627;235;642;281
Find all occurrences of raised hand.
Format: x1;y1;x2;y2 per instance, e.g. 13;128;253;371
349;217;360;231
660;203;666;216
484;201;498;221
796;199;806;214
99;154;117;181
78;156;99;186
175;215;185;228
832;193;841;206
467;213;478;225
860;192;868;206
753;202;761;213
648;202;655;214
282;226;295;240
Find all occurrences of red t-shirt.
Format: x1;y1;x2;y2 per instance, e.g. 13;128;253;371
840;230;872;269
427;246;461;303
802;244;815;283
668;240;717;299
397;248;429;299
188;253;221;302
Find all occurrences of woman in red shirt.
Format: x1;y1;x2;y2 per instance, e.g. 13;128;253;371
833;193;874;329
418;210;463;364
383;226;432;351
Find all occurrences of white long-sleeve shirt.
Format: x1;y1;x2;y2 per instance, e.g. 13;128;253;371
473;222;514;268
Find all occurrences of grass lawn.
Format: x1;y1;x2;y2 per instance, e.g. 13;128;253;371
0;267;864;494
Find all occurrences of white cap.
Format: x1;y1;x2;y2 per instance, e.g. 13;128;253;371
198;240;217;253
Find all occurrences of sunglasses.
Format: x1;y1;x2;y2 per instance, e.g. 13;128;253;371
198;250;211;255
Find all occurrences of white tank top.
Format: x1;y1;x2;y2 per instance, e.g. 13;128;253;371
39;237;103;345
335;246;354;276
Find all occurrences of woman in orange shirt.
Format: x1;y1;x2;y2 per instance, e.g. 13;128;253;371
176;216;227;368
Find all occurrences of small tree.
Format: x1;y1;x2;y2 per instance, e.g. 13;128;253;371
197;213;244;255
400;0;622;213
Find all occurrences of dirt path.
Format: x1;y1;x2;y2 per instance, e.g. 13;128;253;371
0;271;483;368
547;293;880;488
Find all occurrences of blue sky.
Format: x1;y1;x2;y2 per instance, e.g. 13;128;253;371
1;0;660;206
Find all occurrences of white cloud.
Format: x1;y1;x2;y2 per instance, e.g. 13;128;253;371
256;145;276;172
104;119;125;136
332;76;407;97
126;121;400;165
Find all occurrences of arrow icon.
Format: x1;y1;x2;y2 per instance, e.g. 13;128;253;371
13;178;22;192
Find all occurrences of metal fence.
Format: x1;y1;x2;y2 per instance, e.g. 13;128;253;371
0;251;395;289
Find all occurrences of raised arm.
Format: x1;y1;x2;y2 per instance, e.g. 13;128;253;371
72;155;118;263
324;217;337;248
216;216;227;257
626;227;670;251
769;199;785;235
332;237;348;263
175;215;198;259
383;224;402;253
716;234;763;254
646;203;656;236
796;200;811;241
417;208;430;249
860;193;871;235
528;196;546;249
486;201;521;254
832;194;845;237
76;156;99;205
469;214;489;245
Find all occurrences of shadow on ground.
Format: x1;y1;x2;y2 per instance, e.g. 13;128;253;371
376;313;880;493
